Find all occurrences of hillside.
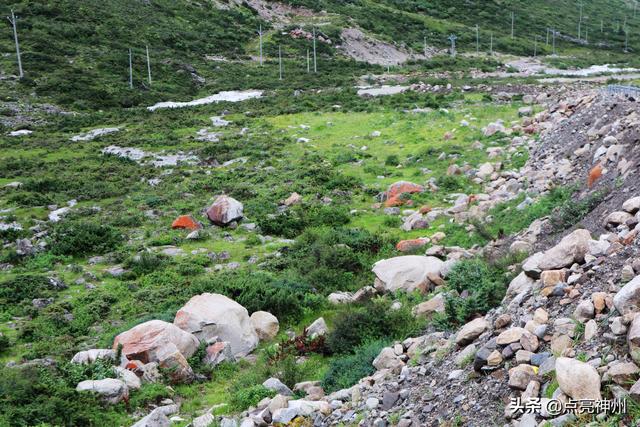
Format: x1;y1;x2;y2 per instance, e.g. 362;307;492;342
2;2;640;427
0;0;639;110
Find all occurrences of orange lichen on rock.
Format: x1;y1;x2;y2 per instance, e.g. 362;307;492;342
419;205;432;214
587;163;603;188
396;238;430;252
384;181;425;207
171;215;202;231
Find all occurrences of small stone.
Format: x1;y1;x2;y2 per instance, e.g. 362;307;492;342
573;300;595;323
584;319;597;341
366;397;379;409
487;350;503;366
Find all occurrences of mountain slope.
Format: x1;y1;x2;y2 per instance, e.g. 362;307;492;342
0;0;638;110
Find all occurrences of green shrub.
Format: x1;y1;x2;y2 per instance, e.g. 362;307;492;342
256;204;351;238
326;299;422;355
50;221;121;256
0;334;10;354
434;258;510;328
228;385;275;412
0;275;55;312
192;271;324;322
321;341;385;393
385;154;400;166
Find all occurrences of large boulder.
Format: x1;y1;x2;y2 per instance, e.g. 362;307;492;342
71;349;115;364
523;229;591;274
384;181;424;207
614;276;640;315
455;317;489;346
555;357;601;400
174;293;258;357
113;320;199;364
206;195;244;226
250;311;279;341
628;314;640;364
372;255;444;293
76;378;128;404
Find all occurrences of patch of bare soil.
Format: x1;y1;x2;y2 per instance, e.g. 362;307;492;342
339;28;440;66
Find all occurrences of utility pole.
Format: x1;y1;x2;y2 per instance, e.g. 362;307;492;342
552;29;557;55
278;45;283;80
7;9;23;79
448;34;457;57
511;11;515;39
307;49;310;73
601;19;604;33
578;2;583;40
145;45;152;85
546;28;550;45
424;35;428;57
475;25;479;53
585;25;588;43
312;27;317;73
128;48;133;88
258;25;263;66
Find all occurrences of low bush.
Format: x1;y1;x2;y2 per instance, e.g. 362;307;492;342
0;275;55;312
321;340;385;393
50;221;122;256
326;299;422;355
434;258;511;328
228;385;275;412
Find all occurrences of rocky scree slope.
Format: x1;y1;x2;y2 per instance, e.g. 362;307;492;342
217;91;640;427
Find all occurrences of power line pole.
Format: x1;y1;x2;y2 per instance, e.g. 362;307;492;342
424;35;428;57
258;24;263;66
7;9;23;79
307;49;310;73
578;2;583;40
312;27;317;73
552;29;557;55
128;48;133;89
145;45;152;85
448;34;457;57
546;28;550;45
511;11;515;38
278;45;283;80
475;25;479;53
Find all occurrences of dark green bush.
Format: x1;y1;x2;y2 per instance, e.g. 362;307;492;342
0;275;54;311
192;271;324;322
50;221;122;256
434;258;510;328
326;300;422;354
0;334;10;354
228;385;275;412
321;340;385;393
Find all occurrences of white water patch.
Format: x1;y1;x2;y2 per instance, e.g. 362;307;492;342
102;145;199;167
356;85;409;97
9;129;33;137
147;90;263;112
71;127;120;142
542;64;639;76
